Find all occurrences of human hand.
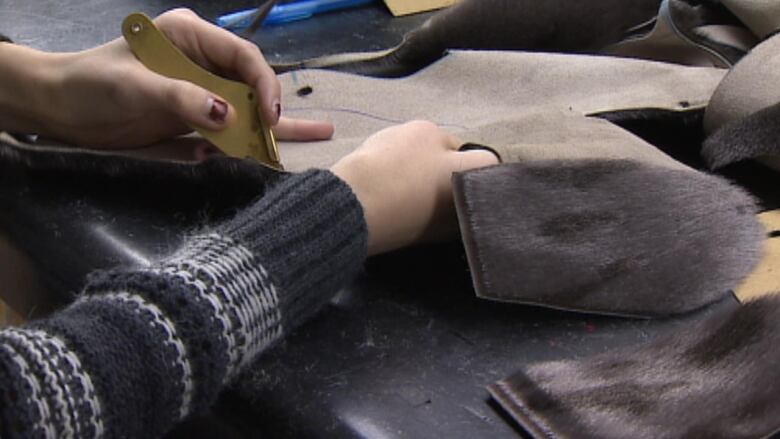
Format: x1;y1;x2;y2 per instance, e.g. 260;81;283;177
331;121;499;255
25;8;333;148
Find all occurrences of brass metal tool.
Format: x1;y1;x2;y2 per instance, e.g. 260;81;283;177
122;13;282;169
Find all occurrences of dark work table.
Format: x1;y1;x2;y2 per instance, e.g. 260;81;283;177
0;2;740;438
0;0;429;63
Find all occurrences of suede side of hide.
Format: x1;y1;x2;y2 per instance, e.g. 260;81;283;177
490;294;780;439
702;101;780;169
452;160;763;317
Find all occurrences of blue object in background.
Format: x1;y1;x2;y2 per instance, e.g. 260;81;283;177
217;0;377;29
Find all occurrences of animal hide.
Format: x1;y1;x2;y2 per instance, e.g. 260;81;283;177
0;137;283;221
702;101;780;169
452;160;764;317
277;50;724;171
274;0;663;77
605;0;754;68
705;32;780;135
489;294;780;439
721;0;780;38
274;0;763;77
700;33;780;170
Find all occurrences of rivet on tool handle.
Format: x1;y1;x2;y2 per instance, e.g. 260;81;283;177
122;13;282;169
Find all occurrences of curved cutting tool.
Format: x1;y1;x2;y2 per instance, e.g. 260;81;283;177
122;13;281;169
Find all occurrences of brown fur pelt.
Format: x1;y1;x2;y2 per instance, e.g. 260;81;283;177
0;139;283;218
453;160;764;317
489;294;780;438
702;101;780;169
275;0;663;77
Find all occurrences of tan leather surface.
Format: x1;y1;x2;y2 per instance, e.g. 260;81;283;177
461;113;690;170
722;0;780;39
278;50;725;171
735;210;780;303
705;32;780;135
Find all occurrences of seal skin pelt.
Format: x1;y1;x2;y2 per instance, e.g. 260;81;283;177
702;101;780;170
452;160;764;317
489;294;780;439
275;0;663;77
0;138;283;217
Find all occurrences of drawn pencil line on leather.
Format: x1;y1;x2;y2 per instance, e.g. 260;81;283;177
284;106;469;130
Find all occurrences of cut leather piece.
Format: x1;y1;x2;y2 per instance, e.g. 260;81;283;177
605;0;754;67
721;0;780;39
273;0;663;77
278;51;725;171
702;100;780;169
452;160;763;317
459;113;689;171
704;32;780;135
489;294;780;439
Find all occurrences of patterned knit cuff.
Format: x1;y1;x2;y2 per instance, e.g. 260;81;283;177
0;170;367;439
217;169;368;330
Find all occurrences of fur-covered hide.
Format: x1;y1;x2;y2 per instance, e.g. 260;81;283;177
274;0;757;77
452;160;764;317
702;101;780;169
0;138;283;220
489;294;780;439
704;32;780;136
274;0;663;77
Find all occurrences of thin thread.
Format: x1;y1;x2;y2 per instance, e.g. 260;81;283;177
284;106;468;130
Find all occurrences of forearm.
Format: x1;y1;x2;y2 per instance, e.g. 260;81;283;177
0;42;62;134
0;170;367;439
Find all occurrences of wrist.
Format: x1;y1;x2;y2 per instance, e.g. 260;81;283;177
0;44;66;134
331;158;381;256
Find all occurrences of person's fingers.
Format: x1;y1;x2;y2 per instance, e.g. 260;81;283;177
155;9;281;126
444;132;464;151
140;72;236;130
273;117;335;141
453;149;501;172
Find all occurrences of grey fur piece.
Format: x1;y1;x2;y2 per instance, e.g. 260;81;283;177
453;160;764;317
0;138;282;184
0;138;283;209
702;101;780;169
489;294;780;439
274;0;663;77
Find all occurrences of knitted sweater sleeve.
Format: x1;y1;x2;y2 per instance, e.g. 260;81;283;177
0;169;368;439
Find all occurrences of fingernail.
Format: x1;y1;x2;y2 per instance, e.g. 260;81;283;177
273;99;281;122
208;97;228;123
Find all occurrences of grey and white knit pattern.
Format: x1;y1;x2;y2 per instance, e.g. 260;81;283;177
144;233;282;380
76;291;195;421
0;170;367;439
0;328;104;439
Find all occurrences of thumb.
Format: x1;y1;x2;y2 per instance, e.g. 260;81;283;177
145;75;235;131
